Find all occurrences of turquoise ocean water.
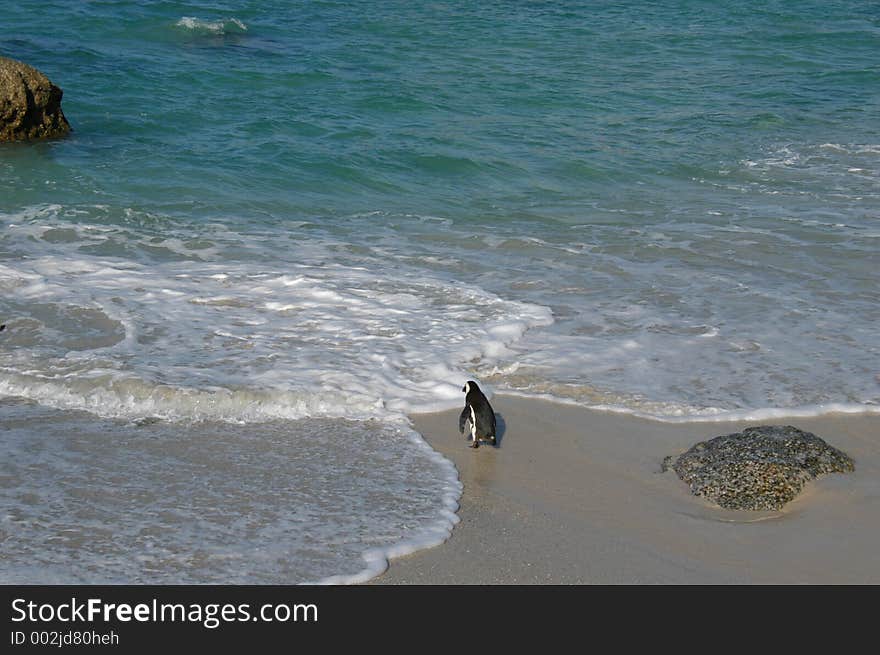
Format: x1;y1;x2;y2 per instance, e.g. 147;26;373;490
2;1;878;582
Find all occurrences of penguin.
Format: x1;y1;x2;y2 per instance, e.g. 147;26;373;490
459;380;496;448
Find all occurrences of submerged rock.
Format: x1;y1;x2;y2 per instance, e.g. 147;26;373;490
662;425;854;511
0;56;70;142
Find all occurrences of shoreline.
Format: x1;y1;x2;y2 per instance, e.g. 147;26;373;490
370;394;880;584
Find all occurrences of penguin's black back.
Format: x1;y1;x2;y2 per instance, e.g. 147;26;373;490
464;382;496;438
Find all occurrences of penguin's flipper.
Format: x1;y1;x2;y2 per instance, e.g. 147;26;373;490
458;406;470;434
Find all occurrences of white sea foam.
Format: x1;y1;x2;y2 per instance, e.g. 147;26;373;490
2;203;877;425
0;212;552;425
175;17;247;35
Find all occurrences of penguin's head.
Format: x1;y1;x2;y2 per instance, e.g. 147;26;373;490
462;380;479;394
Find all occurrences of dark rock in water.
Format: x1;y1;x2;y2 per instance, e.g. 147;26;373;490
662;425;854;511
0;56;71;142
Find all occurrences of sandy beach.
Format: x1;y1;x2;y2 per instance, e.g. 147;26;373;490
371;395;880;584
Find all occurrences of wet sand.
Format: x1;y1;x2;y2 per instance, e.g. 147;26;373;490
371;395;880;584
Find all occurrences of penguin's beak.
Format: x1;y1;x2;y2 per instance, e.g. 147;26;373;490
461;384;467;392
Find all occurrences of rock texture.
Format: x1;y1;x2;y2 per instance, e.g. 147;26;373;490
0;56;70;142
663;425;854;510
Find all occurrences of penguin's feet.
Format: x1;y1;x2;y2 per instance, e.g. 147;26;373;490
469;439;479;448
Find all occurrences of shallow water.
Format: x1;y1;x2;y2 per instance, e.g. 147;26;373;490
0;398;459;584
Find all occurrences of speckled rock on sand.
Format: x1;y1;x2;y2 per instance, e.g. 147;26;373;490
663;425;854;511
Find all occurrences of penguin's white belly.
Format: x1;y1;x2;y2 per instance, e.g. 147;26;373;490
469;405;477;440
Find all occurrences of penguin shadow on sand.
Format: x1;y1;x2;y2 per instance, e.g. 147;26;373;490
491;412;506;448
